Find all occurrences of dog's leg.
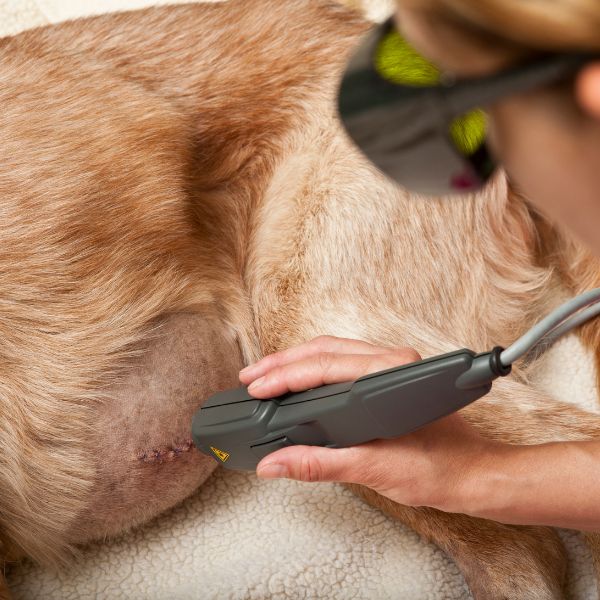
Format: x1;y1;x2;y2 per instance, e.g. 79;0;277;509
64;311;246;545
584;533;600;600
0;551;10;600
0;574;10;600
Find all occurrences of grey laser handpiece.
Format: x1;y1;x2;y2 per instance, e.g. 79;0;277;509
192;347;510;470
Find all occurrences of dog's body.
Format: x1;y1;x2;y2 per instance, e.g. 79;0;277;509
2;1;600;598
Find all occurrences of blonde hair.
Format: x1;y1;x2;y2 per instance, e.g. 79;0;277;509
403;0;600;53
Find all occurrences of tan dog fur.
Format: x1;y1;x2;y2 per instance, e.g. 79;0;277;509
1;1;600;598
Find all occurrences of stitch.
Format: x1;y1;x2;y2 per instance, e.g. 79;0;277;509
136;439;194;464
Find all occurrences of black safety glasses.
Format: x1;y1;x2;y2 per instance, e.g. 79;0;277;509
338;16;596;196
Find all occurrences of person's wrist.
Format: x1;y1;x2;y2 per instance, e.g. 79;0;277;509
444;439;522;517
460;440;600;528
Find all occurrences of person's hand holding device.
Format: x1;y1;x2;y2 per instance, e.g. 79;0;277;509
239;335;496;514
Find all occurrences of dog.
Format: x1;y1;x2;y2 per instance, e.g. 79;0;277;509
2;1;600;598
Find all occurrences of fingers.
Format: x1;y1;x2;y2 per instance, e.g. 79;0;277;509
239;335;384;382
239;333;420;410
256;441;396;491
256;444;368;484
243;350;413;398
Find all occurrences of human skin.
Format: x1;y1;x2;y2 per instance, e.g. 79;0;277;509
239;9;600;530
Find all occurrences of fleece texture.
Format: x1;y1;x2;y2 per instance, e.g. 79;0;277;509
1;1;598;598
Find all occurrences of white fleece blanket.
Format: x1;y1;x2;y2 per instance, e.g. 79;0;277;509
2;1;599;598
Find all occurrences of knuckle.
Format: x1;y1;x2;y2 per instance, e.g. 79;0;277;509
260;351;283;369
265;366;282;386
298;452;320;482
338;447;371;485
355;458;381;487
350;446;390;489
316;351;334;378
365;465;389;490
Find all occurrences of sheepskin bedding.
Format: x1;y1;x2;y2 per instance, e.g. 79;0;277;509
2;1;599;598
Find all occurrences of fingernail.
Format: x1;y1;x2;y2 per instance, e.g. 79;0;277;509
240;364;254;374
257;463;289;479
248;376;265;390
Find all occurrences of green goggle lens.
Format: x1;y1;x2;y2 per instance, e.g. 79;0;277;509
374;28;441;87
374;29;487;157
449;109;487;156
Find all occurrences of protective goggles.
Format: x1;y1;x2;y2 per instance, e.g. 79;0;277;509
338;17;595;196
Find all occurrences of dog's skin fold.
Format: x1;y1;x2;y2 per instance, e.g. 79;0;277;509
1;1;600;598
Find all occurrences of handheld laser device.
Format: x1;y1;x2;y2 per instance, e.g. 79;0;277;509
192;288;600;470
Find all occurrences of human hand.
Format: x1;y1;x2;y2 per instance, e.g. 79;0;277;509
238;335;500;513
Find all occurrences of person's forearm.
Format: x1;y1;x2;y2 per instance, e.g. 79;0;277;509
456;439;600;530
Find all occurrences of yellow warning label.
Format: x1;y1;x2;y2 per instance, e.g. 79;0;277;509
210;446;230;462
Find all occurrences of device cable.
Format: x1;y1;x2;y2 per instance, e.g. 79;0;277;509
499;287;600;366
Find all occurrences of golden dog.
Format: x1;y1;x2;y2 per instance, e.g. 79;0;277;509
2;1;600;597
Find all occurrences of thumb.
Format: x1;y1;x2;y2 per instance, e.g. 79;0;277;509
256;445;365;484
